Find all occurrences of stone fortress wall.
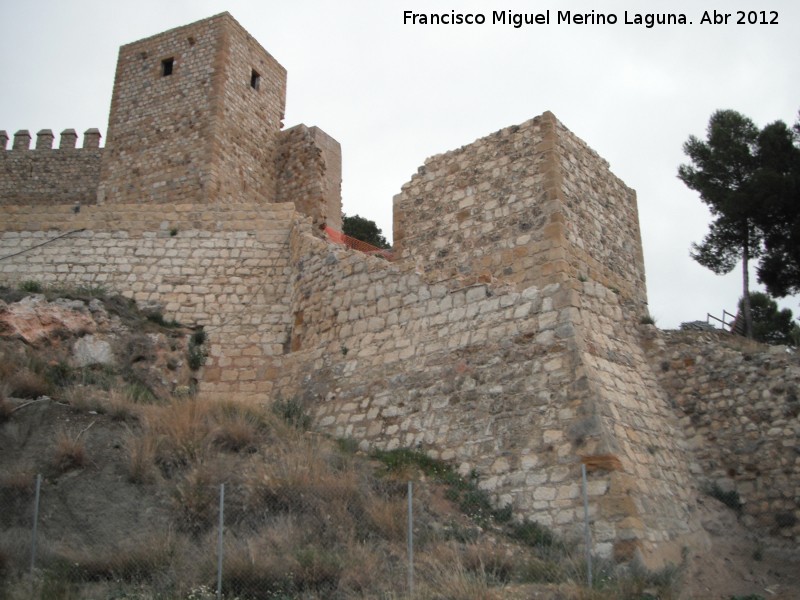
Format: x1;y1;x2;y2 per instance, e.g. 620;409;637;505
643;329;800;543
1;11;797;565
0;129;102;206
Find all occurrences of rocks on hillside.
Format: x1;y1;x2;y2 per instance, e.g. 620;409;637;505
0;292;199;399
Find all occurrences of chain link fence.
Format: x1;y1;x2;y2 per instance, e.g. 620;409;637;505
0;460;607;600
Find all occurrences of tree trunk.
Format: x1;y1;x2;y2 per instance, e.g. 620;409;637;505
742;243;753;338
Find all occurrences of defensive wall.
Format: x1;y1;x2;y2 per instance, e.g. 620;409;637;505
268;113;703;566
2;11;798;566
0;129;102;206
643;329;800;544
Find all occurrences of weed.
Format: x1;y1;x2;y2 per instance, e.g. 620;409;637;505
0;470;35;498
508;519;558;549
46;361;74;388
172;466;222;532
186;328;208;371
190;329;207;346
51;535;175;584
19;280;43;293
272;398;311;430
145;399;213;470
126;432;158;484
146;311;181;328
372;448;514;527
7;369;50;399
335;437;360;454
707;482;743;514
123;379;158;404
213;412;259;454
52;430;87;473
639;314;656;325
0;393;12;424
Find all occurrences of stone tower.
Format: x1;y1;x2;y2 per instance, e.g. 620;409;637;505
98;13;287;205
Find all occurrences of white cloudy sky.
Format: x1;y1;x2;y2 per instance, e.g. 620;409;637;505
1;0;798;328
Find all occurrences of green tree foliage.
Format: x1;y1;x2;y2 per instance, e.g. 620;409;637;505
342;214;391;249
678;110;762;337
751;115;800;297
738;292;800;346
679;109;800;336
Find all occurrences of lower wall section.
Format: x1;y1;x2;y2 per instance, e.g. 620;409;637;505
272;229;703;566
0;201;710;563
645;330;800;545
0;202;300;402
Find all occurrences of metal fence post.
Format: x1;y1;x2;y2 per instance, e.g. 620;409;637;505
217;483;225;600
581;464;593;588
407;480;414;597
30;473;42;577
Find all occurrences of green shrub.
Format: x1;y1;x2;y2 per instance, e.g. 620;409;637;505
272;398;311;430
19;280;43;293
509;520;558;548
707;483;743;514
145;311;181;328
187;330;208;371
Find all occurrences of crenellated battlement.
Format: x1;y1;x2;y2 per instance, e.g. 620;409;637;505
1;128;102;151
0;128;103;205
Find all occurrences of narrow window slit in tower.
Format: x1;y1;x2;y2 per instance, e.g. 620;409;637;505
250;69;260;90
161;58;174;76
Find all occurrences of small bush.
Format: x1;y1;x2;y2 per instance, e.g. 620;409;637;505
126;432;158;484
187;344;207;371
172;466;224;532
707;483;743;514
272;398;311;430
18;280;43;293
52;431;87;473
190;329;207;346
8;369;50;399
146;311;181;328
509;519;558;549
187;328;208;371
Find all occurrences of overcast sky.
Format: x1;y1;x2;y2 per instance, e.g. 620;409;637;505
1;0;798;328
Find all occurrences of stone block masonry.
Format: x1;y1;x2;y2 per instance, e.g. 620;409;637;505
0;201;301;403
97;13;287;205
276;125;343;232
393;112;646;310
268;216;702;567
644;330;800;545
7;10;791;567
0;129;102;205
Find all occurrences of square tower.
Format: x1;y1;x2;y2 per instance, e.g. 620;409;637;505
98;13;287;204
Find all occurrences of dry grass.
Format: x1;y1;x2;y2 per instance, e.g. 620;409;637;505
0;470;36;497
364;494;407;541
125;431;158;484
0;389;12;424
48;533;176;584
415;543;506;599
7;369;50;399
2;380;664;599
51;430;87;473
141;398;215;470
